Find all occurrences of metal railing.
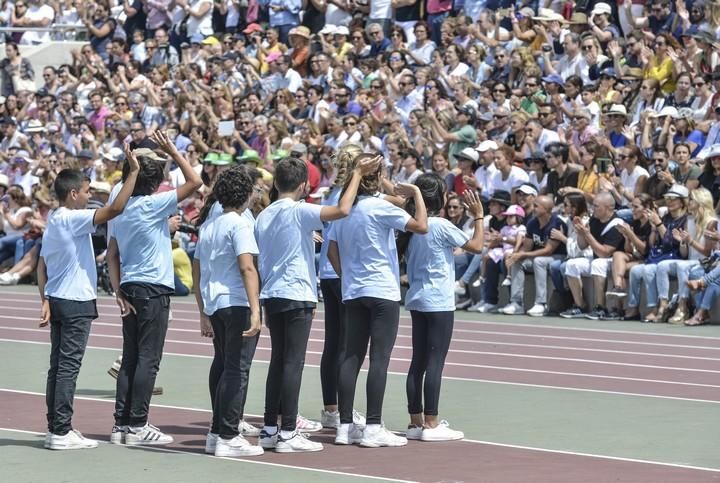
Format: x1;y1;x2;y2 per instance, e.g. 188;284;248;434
0;24;89;41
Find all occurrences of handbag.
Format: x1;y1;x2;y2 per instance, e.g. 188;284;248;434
699;253;720;273
12;74;35;93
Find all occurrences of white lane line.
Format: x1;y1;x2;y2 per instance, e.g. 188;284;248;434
2;391;719;475
2;338;720;405
4;323;720;378
0;424;414;482
2;294;720;341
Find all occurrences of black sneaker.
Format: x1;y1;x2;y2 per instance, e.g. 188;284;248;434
606;286;626;298
585;307;607;320
560;306;586;318
602;310;622;321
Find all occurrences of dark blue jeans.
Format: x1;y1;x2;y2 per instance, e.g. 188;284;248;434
482;257;506;305
209;306;258;438
46;298;97;435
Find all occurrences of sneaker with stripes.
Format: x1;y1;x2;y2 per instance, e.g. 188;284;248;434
125;423;174;446
110;425;128;444
238;420;261;437
259;429;278;449
295;414;322;432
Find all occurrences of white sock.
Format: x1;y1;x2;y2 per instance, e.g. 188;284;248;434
262;425;277;435
365;423;381;431
280;430;295;439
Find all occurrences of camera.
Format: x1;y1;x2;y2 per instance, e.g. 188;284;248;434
176;223;198;235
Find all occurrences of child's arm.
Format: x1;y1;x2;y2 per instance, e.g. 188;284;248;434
461;190;485;254
93;143;140;225
238;253;262;337
320;155;382;222
107;237;135;317
512;228;526;252
37;256;50;327
152;130;203;202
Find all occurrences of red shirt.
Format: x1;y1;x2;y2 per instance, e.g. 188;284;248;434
306;160;321;202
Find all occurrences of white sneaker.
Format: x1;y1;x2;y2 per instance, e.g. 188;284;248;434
405;425;423;440
0;272;12;283
205;432;218;454
466;301;485;312
421;421;464;442
110;425;128;444
238;420;261;437
214;435;264;457
43;432;51;449
352;410;366;427
453;281;466;296
320;409;340;429
501;277;512;287
275;431;323;453
125;423;173;446
48;430;98;450
500;302;524;315
0;272;19;285
526;304;546;317
471;276;485;288
335;423;364;445
360;424;408;448
295;414;322;432
478;303;498;313
259;429;278;449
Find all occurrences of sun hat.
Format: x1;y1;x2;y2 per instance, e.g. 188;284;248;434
289;26;311;40
501;204;526;218
213;153;234;166
606;104;628;117
133;148;166;162
203;152;219;164
664;184;689;199
489;190;512;206
457;147;479;162
90;181;112;194
237;149;262;165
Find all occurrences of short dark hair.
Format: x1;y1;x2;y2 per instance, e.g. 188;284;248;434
214;166;253;210
132;156;165;196
54;169;88;201
274;157;308;192
545;142;570;164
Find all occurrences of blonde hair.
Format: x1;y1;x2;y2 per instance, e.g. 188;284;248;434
333;143;363;188
690;187;716;241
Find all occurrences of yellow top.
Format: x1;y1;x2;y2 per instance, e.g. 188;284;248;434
172;247;193;290
577;168;598;193
644;56;675;94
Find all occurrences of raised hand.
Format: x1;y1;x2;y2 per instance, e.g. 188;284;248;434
463;189;484;218
151;130;177;154
124;142;140;172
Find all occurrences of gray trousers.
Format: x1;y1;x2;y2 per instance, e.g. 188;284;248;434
510;256;563;306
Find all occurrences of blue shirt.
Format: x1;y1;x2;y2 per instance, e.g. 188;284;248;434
405;217;469;312
195;211;259;315
260;0;301;27
112;191;178;290
255;197;323;302
41;207;97;301
318;187;341;280
329;196;410;302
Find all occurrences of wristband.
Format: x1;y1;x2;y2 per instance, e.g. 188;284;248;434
474;217;483;221
655;222;662;227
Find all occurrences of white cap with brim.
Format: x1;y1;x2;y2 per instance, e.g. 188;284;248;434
133;148;167;162
476;140;499;152
457;147;479;162
651;106;678;118
664;184;689;199
703;143;720;159
515;184;539;196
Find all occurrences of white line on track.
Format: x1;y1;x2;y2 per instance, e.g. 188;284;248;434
0;424;415;483
2;390;719;475
2;292;720;341
3;323;720;381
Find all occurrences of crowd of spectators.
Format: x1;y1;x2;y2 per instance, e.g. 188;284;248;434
1;0;720;325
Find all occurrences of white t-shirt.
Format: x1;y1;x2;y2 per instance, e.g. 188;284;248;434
620;165;649;205
4;206;32;237
41;207;97;301
255;198;323;302
474;163;498;197
487;166;530;194
328;195;410;302
111;190;179;290
20;4;55;45
369;0;392;19
405;217;469;312
326;5;352;25
195;211;259;315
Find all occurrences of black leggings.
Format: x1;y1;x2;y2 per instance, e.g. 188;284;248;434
406;311;454;416
320;278;344;406
209;306;259;438
263;307;314;431
338;297;399;425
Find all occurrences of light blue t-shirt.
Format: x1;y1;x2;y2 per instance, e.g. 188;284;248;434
255;197;323;302
405;217;470;312
195;211;259;316
41;207;97;301
111;190;178;290
318;187;341;280
329;196;410;302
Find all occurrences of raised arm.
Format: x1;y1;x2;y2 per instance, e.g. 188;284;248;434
461;190;485;253
320;155;382;222
93;143;140;225
151;130;203;202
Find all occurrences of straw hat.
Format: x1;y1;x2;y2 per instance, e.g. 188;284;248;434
289;26;311;40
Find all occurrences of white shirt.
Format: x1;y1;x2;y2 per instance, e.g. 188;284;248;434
487;166;530;194
20;4;55;45
111;190;178;290
41;207;97;301
475;163;498;197
284;68;303;93
195;211;259;315
405;217;469;312
620;165;649;204
255;198;323;302
369;0;392;19
328;195;410;302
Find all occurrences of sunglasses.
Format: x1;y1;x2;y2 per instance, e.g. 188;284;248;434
344;122;357;126
694;82;706;87
525;83;537;87
494;88;507;93
447;205;461;209
371;85;383;89
538;112;552;117
582;45;594;51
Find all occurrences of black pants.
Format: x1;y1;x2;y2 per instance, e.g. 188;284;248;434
483;258;505;305
209;306;258;438
406;311;454;416
46;298;97;435
263;307;313;431
114;290;170;427
338;297;399;425
320;278;345;406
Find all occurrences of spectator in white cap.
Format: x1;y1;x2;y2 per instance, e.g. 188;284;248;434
588;3;620;49
474;140;498;199
453;147;479;195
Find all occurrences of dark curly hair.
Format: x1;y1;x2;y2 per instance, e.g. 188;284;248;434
213;166;254;211
121;155;165;196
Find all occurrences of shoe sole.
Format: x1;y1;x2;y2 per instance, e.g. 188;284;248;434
359;440;408;448
109;435;125;445
526;312;546;317
48;443;98;450
275;445;323;453
152;387;164;395
560;313;582;319
214;447;264;457
125;439;173;446
421;432;464;442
